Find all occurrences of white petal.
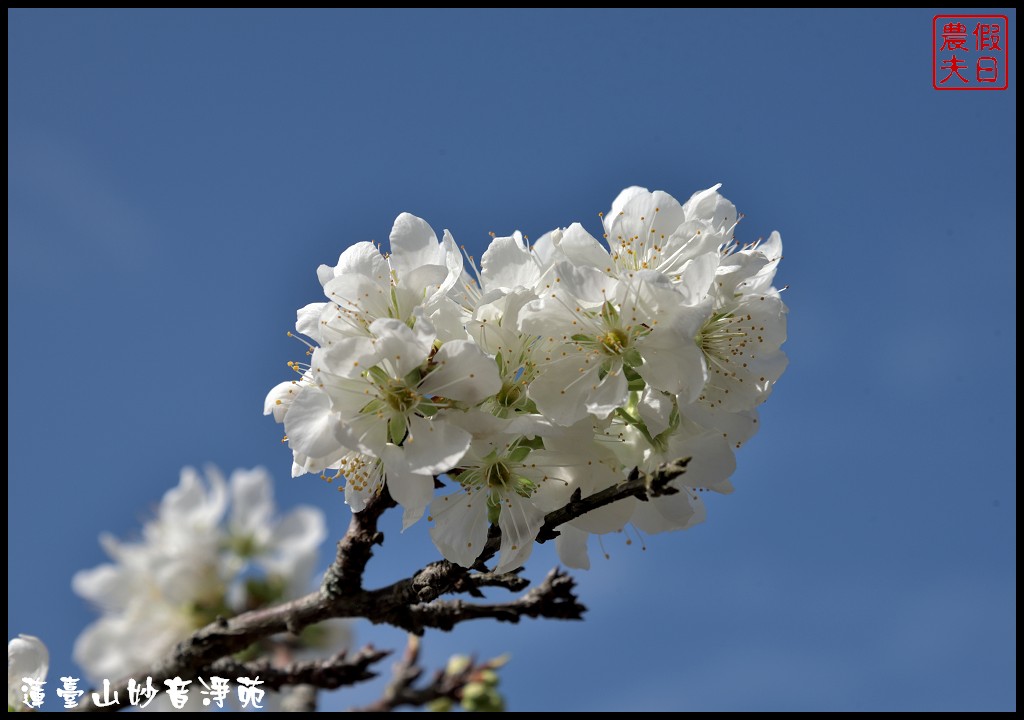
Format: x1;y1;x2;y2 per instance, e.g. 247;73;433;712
73;619;131;683
345;481;374;513
517;295;581;337
656;218;725;277
674;252;718;305
526;356;596;426
636;304;710;400
229;468;274;538
291;449;345;478
555;525;591;570
429;488;489;568
746;293;788;347
264;381;301;423
638;388;673;437
316;336;378;379
403;264;448;296
682;183;737;231
417;340;501;404
266;506;327;575
284;386;344;462
368;317;435;378
557;223;609;269
480;233;541;291
607;186;649;225
436;229;466;299
327;240;390;282
8;634;49;706
531;228;567;267
631;489;706;534
544;260;618;305
71;564;123;608
378;451;434;530
153;553;219;606
444;408;519;440
295;302;327;342
571;495;634;534
160;466;228;532
610;189;687;252
271;550;319;599
495;493;545;573
343;456;385;513
624;267;677;306
334;409;388;457
662;429;737;494
317;263;334;287
584;367;627;419
402;415;471;474
425;297;470;343
637;331;706;400
680;403;761;448
323;272;392;319
389;212;439;276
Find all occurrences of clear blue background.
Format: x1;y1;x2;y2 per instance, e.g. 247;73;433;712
8;9;1016;712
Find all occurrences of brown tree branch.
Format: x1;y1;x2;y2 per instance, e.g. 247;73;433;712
369;567;585;635
73;459;687;712
403;568;585;631
322;488;397;597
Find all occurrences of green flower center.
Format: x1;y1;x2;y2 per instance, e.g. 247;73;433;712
598;327;631;354
485;460;513;490
496;382;524;408
384;383;420;413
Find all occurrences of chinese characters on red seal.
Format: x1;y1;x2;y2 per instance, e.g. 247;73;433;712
934;15;1009;90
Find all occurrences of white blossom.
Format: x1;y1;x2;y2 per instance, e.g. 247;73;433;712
73;467;330;684
268;186;788;571
429;426;606;573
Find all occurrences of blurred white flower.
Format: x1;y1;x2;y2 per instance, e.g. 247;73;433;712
8;635;48;711
73;466;331;683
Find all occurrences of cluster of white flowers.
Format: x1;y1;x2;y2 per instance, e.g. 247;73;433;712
72;467;331;685
266;185;787;572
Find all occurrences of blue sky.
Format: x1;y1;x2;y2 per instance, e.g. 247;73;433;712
8;8;1016;711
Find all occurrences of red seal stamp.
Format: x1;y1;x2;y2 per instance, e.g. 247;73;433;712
933;15;1009;90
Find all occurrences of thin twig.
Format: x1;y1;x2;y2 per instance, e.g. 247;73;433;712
351;636;505;712
207;646;389;692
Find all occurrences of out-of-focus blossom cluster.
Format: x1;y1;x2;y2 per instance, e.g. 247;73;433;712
72;467;336;687
267;185;787;572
